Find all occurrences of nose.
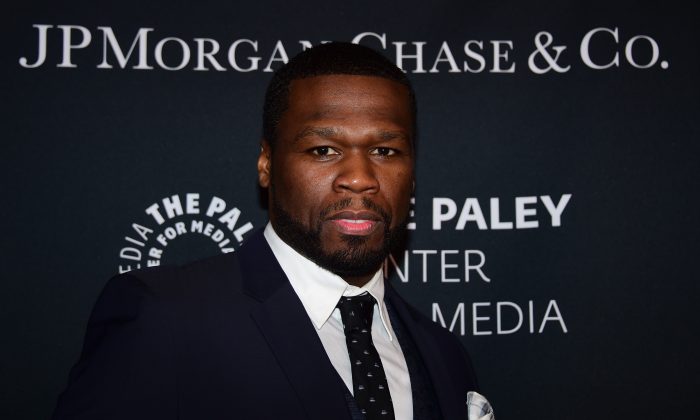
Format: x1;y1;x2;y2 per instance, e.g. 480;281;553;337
333;152;379;195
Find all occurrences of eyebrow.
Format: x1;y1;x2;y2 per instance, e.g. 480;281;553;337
294;127;341;142
294;126;411;143
378;131;410;142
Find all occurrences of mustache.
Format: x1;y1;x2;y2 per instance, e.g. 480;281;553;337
319;198;391;223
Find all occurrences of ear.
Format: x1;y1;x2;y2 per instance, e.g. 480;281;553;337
257;139;272;188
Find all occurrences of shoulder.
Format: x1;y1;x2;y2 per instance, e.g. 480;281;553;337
387;286;479;389
88;252;242;325
403;297;467;351
387;287;457;344
112;252;241;297
115;228;273;299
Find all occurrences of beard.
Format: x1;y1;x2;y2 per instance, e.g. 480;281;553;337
271;196;407;278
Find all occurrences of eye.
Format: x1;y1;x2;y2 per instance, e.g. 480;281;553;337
311;146;340;156
371;147;397;156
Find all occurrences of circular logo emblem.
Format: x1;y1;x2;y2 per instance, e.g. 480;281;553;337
117;193;254;273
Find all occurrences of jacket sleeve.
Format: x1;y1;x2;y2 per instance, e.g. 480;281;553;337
52;273;178;420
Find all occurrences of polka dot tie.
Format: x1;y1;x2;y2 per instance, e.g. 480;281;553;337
336;293;395;419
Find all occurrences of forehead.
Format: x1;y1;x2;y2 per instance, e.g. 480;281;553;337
282;74;414;133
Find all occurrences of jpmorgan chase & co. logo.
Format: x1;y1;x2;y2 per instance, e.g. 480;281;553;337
117;193;254;273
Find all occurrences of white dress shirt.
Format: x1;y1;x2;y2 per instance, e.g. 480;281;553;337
264;223;413;419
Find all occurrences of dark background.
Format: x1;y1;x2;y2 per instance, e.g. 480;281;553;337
3;1;698;419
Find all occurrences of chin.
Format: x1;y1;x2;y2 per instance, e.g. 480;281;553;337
271;199;407;277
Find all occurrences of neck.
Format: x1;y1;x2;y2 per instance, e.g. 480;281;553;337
342;273;375;288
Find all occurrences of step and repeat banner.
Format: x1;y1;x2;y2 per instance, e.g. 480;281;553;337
3;1;698;419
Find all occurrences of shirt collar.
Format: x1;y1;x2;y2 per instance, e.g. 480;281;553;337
263;222;393;340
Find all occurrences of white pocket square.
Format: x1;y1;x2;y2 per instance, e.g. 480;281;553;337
466;391;495;420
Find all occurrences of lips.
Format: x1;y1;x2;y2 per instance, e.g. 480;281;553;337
327;210;383;236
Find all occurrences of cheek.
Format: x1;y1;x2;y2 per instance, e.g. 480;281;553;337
273;160;333;218
385;172;414;219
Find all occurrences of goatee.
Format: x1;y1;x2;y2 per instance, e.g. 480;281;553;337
272;197;407;278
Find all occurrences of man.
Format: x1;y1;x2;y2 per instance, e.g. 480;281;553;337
53;42;479;420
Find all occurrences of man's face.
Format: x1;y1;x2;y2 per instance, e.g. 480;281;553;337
258;74;415;281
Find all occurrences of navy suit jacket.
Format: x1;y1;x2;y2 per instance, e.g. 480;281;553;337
53;231;478;419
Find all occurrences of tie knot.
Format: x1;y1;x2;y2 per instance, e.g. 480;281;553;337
336;293;376;331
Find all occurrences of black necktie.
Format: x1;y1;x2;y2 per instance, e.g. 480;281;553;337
336;293;395;419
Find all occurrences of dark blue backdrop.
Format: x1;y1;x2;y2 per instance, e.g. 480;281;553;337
3;1;698;419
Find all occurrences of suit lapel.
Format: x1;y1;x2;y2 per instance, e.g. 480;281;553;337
238;231;352;420
386;284;465;419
